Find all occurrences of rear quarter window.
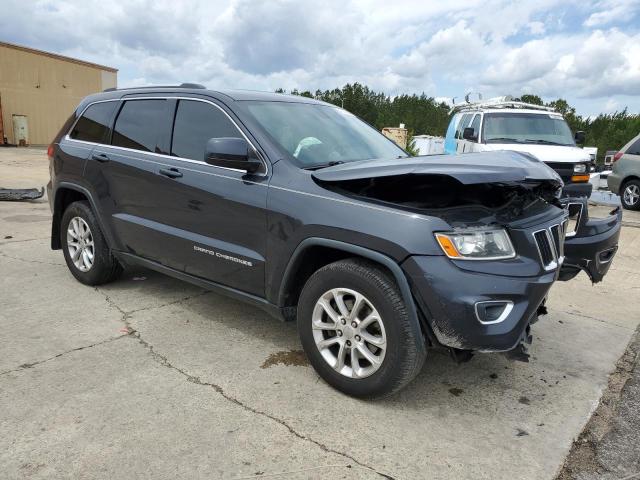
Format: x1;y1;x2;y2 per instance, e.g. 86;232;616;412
69;102;117;143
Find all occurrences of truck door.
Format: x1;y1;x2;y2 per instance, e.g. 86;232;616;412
465;114;482;153
456;114;473;153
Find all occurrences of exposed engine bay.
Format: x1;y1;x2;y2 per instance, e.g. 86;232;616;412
316;173;562;226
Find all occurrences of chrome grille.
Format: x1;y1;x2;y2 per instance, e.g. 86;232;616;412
533;222;565;271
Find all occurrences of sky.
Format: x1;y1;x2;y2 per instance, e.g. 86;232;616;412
2;0;639;117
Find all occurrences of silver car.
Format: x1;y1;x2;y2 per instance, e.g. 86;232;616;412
608;132;640;210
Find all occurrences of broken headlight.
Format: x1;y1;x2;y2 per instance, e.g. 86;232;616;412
435;229;516;260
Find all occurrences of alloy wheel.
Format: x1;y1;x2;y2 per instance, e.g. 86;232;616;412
66;216;95;272
311;288;387;378
623;184;639;206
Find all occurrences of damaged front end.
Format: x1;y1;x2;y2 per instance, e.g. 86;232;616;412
312;151;621;361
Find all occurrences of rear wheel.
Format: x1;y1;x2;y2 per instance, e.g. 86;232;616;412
61;201;122;285
621;179;640;210
297;258;426;398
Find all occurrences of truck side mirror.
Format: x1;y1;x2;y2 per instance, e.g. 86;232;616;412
462;127;477;142
574;131;585;144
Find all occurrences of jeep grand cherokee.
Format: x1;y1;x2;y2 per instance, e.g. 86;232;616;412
47;84;622;398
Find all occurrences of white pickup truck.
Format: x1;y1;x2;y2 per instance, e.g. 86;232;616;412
444;97;593;197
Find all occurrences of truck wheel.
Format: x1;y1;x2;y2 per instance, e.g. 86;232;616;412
61;201;122;285
297;258;426;398
621;179;640;210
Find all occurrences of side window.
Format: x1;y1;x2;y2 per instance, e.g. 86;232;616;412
171;100;242;161
69;102;116;143
469;114;481;141
456;114;472;139
627;138;640;156
112;100;166;152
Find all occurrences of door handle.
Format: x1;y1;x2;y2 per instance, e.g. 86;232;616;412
159;167;183;179
91;153;110;163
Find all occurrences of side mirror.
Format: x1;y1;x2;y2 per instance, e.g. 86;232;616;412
574;131;585;144
205;137;262;174
462;127;477;142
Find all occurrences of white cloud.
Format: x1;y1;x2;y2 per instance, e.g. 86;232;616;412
0;0;638;115
584;0;640;26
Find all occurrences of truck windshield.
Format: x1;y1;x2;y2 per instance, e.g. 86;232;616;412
483;112;576;146
242;101;408;168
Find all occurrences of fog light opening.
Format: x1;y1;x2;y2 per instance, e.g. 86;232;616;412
475;301;514;325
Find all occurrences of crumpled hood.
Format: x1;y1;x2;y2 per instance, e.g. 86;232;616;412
312;150;563;188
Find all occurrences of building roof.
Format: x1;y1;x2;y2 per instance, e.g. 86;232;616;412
0;41;118;73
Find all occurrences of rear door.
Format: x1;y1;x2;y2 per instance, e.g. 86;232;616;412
84;97;175;260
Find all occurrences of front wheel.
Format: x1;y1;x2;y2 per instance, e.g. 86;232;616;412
297;258;426;398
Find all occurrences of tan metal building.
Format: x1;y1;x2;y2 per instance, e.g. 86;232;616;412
0;41;117;146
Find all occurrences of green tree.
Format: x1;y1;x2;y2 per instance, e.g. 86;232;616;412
518;94;544;105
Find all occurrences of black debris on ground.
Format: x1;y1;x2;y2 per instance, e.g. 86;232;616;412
0;187;44;201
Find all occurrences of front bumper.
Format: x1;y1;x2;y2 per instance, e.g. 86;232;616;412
560;198;622;283
403;255;556;352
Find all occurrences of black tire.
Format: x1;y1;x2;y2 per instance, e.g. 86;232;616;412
297;258;426;398
620;179;640;211
60;201;122;285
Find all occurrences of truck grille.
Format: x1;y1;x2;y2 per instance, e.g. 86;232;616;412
533;222;566;270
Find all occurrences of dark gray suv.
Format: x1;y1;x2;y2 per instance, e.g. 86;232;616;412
47;85;622;398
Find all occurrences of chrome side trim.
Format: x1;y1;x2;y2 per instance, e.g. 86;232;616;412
65;96;269;176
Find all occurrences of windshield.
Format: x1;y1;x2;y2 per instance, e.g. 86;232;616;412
242;101;408;168
483;112;576;146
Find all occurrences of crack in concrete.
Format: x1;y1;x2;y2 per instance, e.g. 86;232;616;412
0;334;129;376
94;286;396;480
556;309;634;331
0;250;65;266
0;236;51;246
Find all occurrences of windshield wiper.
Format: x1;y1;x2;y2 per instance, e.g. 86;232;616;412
524;139;569;146
303;161;345;171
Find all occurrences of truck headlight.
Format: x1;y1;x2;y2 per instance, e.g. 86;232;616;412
435;229;516;260
573;164;587;173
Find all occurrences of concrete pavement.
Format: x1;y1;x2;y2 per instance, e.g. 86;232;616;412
1;148;639;479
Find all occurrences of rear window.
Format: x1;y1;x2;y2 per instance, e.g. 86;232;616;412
627;137;640;155
112;100;167;152
171;100;242;161
69;102;116;143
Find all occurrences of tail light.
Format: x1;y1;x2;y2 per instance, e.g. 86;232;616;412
47;144;55;160
613;151;623;162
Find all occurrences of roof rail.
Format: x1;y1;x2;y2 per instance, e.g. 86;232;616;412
102;83;206;93
451;97;555;113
